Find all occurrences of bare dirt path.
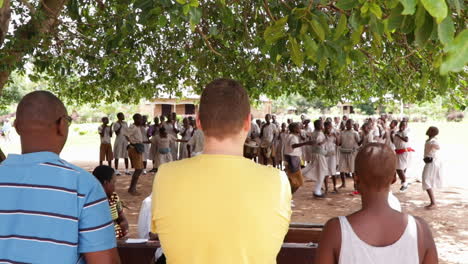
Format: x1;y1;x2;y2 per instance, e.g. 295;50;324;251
73;161;467;264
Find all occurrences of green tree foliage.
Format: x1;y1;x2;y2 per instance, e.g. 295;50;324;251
0;0;467;107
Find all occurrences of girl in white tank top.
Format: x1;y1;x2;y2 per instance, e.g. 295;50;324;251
338;215;419;264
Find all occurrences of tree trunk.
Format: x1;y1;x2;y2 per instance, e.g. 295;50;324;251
0;0;10;46
0;0;67;95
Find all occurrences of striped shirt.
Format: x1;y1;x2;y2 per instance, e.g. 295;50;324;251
0;152;116;263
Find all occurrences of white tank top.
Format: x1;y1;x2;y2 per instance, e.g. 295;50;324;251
338;215;419;264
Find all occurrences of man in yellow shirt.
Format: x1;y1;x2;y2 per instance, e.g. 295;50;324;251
152;79;292;264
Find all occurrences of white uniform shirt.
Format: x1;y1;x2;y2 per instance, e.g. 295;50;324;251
113;121;128;140
284;134;302;157
260;123;275;146
98;125;112;144
341;130;360;150
126;124;143;144
188;129;205;154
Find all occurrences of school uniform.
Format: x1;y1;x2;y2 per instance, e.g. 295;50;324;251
188;129;205;156
422;138;443;191
384;127;396;150
361;132;375;147
275;131;288;165
163;122;178;160
339;130;360;173
394;131;414;170
126;124;144;170
324;134;337;176
98;125;113;161
284;134;304;190
303;125;314;162
302;131;328;195
179;126;193;160
140;126;150;161
259;123;275;163
113;121;129;159
151;134;177;168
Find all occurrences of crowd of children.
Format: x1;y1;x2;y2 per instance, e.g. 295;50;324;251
245;114;444;208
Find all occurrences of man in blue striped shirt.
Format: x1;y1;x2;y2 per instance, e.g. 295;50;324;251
0;91;120;263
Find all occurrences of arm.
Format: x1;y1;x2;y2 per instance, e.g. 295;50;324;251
118;210;129;237
109;125;113;138
98;127;105;138
415;217;438;264
292;141;314;149
395;133;409;142
114;123;122;136
84;249;120;264
315;217;341;264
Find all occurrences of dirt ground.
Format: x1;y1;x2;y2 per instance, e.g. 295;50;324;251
72;161;467;264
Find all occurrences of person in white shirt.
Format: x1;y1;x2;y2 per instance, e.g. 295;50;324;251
323;121;339;194
163;114;179;160
98;117;113;167
316;143;438;264
422;126;443;209
391;121;414;192
302;120;329;198
178;118;193;160
338;119;360;190
187;119;204;157
113;113;130;175
125;114;148;195
283;122;313;194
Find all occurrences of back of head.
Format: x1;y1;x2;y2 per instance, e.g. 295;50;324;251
92;165;115;185
16;91;66;128
199;79;250;139
355;143;396;191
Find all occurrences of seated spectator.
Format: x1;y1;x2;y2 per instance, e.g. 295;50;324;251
93;165;129;239
151;79;292;263
0;91;119;263
316;143;438;264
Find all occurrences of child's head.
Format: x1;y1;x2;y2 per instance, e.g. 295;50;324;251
117;113;125;121
183;117;189;127
355;143;397;193
265;114;271;123
399;121;407;131
345;119;354;130
159;126;168;137
362;122;371;134
390;120;398;129
313;119;323;131
324;121;333;134
281;123;287;131
102;117;109;125
289;122;301;134
426;126;439;137
92;165;116;196
142;115;148;125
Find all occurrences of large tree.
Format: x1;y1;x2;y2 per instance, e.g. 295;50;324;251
0;0;466;106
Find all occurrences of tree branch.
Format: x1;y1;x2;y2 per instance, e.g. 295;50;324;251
263;0;276;21
280;0;292;10
19;0;36;14
196;26;223;57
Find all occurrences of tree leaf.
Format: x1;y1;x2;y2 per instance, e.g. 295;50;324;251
333;14;348;40
288;36;303;67
335;0;359;10
437;16;454;45
440;29;468;74
387;5;404;31
303;35;318;62
309;19;325;41
399;0;417;15
369;3;383;19
0;0;4;8
264;16;288;44
415;10;434;47
176;0;186;4
420;0;448;23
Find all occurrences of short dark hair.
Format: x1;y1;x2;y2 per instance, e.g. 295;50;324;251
289;122;300;133
313;119;322;130
199;79;250;139
92;165;115;185
355;143;396;190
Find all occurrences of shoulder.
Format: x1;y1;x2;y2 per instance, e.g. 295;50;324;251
59;160;102;190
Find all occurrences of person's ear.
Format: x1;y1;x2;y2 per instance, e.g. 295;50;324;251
243;113;252;132
13;119;21;135
57;117;68;137
196;114;202;130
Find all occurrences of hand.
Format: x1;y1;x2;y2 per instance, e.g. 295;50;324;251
119;219;129;237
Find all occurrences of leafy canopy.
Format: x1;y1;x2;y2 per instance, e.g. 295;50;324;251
1;0;467;107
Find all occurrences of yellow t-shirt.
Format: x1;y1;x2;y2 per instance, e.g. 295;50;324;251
151;154;292;264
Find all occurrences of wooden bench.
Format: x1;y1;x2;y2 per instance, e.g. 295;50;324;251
117;223;323;264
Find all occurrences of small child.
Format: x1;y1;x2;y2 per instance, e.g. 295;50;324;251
392;121;414;191
323;121;339;193
98;117;113;166
359;122;374;147
283;122;313;194
338;119;360;190
275;123;288;170
422;126;443;209
151;127;178;169
92;165;129;239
